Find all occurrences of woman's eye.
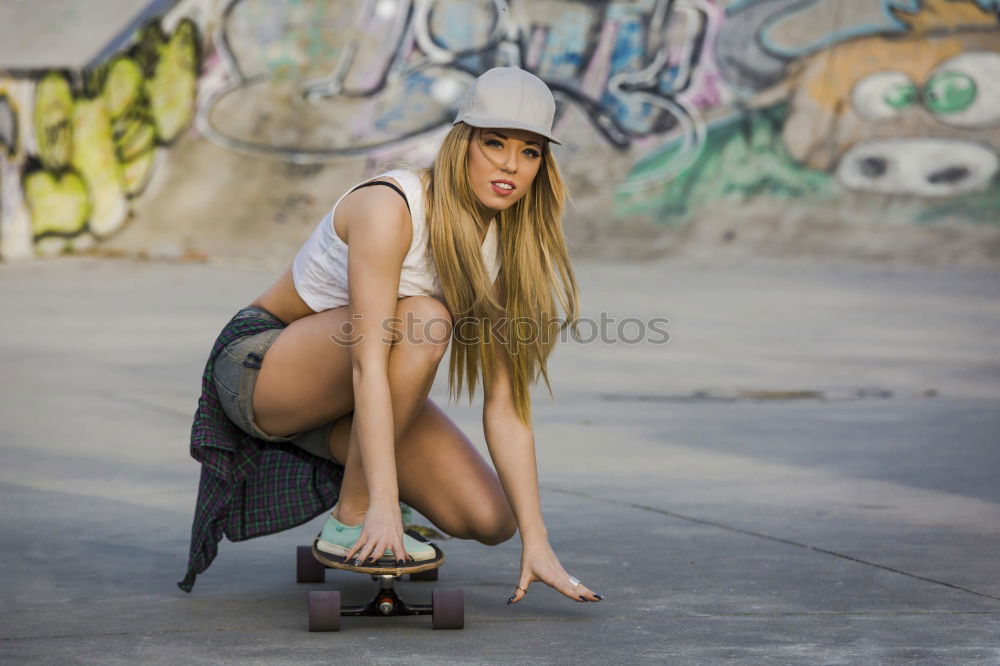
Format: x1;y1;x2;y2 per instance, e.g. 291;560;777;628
484;138;539;157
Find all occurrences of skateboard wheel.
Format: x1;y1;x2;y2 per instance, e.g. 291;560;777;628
297;545;326;583
308;591;341;632
431;588;464;630
409;568;439;582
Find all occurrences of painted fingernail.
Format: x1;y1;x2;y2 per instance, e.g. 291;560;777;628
507;594;515;605
353;558;361;566
594;593;604;600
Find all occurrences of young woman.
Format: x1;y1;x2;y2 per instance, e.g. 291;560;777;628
188;67;601;605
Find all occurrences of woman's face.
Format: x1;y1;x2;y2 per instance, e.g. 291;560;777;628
467;126;545;215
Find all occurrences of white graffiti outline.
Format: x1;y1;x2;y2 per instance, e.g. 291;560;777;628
197;0;711;168
413;0;511;64
302;0;413;100
614;0;708;190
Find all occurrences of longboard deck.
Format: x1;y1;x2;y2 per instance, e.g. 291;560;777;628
311;537;445;576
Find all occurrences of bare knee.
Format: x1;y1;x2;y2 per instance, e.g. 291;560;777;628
471;511;517;546
393;296;452;364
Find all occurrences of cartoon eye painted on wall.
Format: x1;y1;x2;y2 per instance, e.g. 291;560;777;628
923;52;1000;128
851;71;918;119
924;71;976;114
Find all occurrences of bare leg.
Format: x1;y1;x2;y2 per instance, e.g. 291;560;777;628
330;300;449;525
330;397;516;544
250;294;513;543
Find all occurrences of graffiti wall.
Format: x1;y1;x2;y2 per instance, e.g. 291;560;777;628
200;0;726;161
0;1;220;260
192;0;999;261
617;0;1000;230
4;0;998;262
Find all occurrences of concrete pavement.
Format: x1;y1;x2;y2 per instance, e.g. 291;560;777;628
1;254;998;663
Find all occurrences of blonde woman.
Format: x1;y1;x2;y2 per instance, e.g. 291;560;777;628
179;67;601;605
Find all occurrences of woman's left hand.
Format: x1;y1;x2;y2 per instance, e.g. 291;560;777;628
508;540;603;604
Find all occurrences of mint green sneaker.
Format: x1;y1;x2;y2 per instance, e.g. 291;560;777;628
400;501;414;529
316;512;436;562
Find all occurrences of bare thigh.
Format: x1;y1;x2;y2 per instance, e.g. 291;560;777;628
254;299;515;543
252;295;452;437
251;305;356;438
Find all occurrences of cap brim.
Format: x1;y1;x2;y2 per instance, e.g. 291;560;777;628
454;117;562;145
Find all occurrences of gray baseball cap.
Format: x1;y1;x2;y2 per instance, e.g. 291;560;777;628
453;67;562;145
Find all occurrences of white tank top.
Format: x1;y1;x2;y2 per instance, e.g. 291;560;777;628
292;168;501;313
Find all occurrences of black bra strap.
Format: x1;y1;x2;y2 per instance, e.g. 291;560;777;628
349;180;410;214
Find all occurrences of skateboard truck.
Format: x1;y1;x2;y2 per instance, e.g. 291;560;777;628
298;533;463;631
341;573;438;617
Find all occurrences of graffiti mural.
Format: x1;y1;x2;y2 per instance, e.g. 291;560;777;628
618;0;1000;224
3;0;998;262
200;0;720;160
199;0;1000;237
0;7;210;259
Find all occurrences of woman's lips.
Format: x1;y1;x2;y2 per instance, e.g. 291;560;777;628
491;182;514;196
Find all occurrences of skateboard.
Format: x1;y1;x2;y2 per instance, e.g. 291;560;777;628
296;528;463;631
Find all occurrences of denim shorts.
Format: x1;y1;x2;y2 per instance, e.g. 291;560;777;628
212;305;337;461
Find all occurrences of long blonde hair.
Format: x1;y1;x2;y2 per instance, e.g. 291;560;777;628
388;122;579;425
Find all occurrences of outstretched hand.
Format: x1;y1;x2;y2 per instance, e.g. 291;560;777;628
508;540;602;604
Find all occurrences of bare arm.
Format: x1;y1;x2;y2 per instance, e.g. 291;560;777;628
483;280;602;604
340;185;411;564
483;309;548;545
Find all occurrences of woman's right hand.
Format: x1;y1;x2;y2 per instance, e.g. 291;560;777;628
342;502;410;565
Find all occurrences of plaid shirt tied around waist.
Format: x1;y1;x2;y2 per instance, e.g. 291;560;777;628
177;308;344;593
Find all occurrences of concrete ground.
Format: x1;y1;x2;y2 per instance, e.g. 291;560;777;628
0;254;998;664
